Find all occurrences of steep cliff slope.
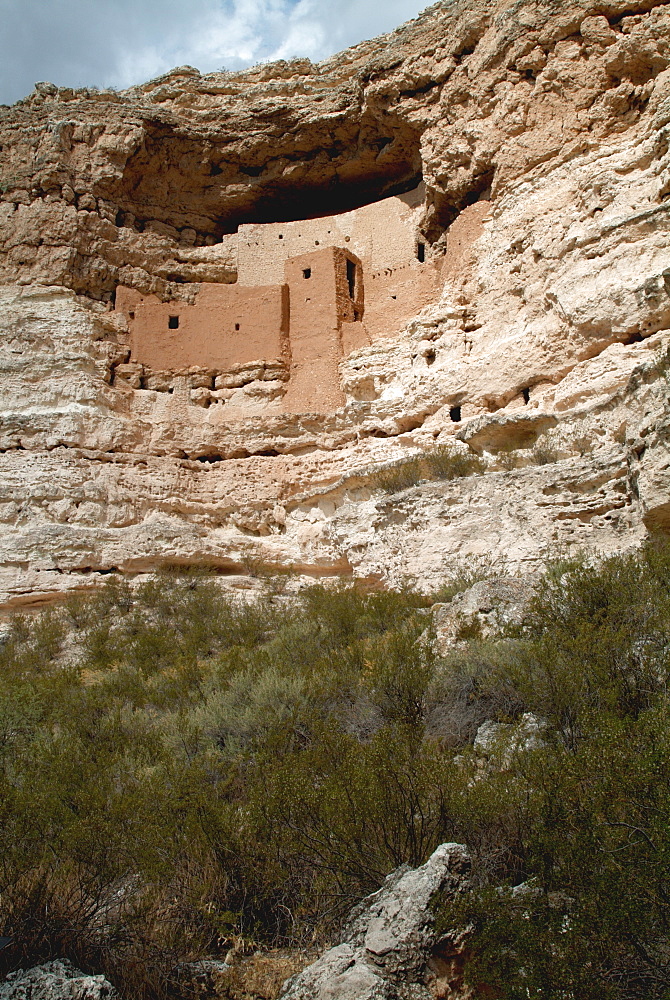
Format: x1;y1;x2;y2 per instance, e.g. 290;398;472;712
2;0;670;607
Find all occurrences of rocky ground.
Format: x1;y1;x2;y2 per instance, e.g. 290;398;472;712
0;844;474;1000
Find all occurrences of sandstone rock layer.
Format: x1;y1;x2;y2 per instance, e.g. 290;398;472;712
2;0;670;605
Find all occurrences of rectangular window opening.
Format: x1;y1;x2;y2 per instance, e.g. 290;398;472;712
168;315;179;329
417;243;426;263
303;267;311;279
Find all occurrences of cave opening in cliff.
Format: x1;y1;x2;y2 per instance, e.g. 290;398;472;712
221;171;424;236
116;120;424;240
422;167;495;243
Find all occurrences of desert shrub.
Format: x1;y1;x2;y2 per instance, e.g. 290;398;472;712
424;445;485;480
531;435;560;465
245;721;453;907
450;707;670;999
190;664;310;756
431;554;503;604
3;550;670;998
371;446;484;493
372;455;424;493
502;551;670;740
571;432;595;454
0;575;441;992
496;445;521;470
431;544;670;998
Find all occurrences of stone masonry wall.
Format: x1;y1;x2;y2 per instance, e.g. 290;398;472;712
121;282;289;372
236;184;425;287
281;246;356;413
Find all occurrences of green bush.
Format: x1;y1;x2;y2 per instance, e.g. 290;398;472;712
424;445;486;480
372;456;424;493
372;445;484;494
3;549;670;999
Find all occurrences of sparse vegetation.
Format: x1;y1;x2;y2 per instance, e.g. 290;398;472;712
2;547;670;999
531;434;561;465
496;445;521;470
372;445;485;493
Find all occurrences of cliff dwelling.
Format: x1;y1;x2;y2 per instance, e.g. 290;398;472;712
115;183;442;413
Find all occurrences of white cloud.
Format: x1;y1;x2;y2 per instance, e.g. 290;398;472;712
0;0;431;105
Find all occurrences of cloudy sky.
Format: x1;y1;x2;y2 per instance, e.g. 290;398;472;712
0;0;431;106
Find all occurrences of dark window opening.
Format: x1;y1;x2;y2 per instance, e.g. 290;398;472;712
278;234;283;239
346;258;356;300
417;243;426;263
450;406;462;422
391;294;397;300
303;268;311;279
129;311;135;320
522;387;530;404
425;349;436;366
235;323;240;331
240;164;264;177
168;316;179;329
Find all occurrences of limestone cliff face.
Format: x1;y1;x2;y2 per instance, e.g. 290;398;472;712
2;0;670;606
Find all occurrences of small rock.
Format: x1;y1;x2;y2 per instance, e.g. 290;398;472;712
473;713;546;761
580;16;618;48
0;960;117;1000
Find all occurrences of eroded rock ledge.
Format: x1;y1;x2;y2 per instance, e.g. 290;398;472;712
2;0;670;606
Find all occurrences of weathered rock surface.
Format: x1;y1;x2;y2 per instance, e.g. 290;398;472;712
433;577;538;650
2;0;670;605
279;843;472;1000
474;713;546;759
0;961;117;1000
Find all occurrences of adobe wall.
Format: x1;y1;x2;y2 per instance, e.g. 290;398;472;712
442;201;491;281
237;183;425;287
363;259;443;341
281;246;361;413
114;182;452;413
121;282;288;373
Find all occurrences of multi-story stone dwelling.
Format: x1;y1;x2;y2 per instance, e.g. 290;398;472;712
115;183;453;413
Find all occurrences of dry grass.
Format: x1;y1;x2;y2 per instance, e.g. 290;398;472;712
211;950;310;999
